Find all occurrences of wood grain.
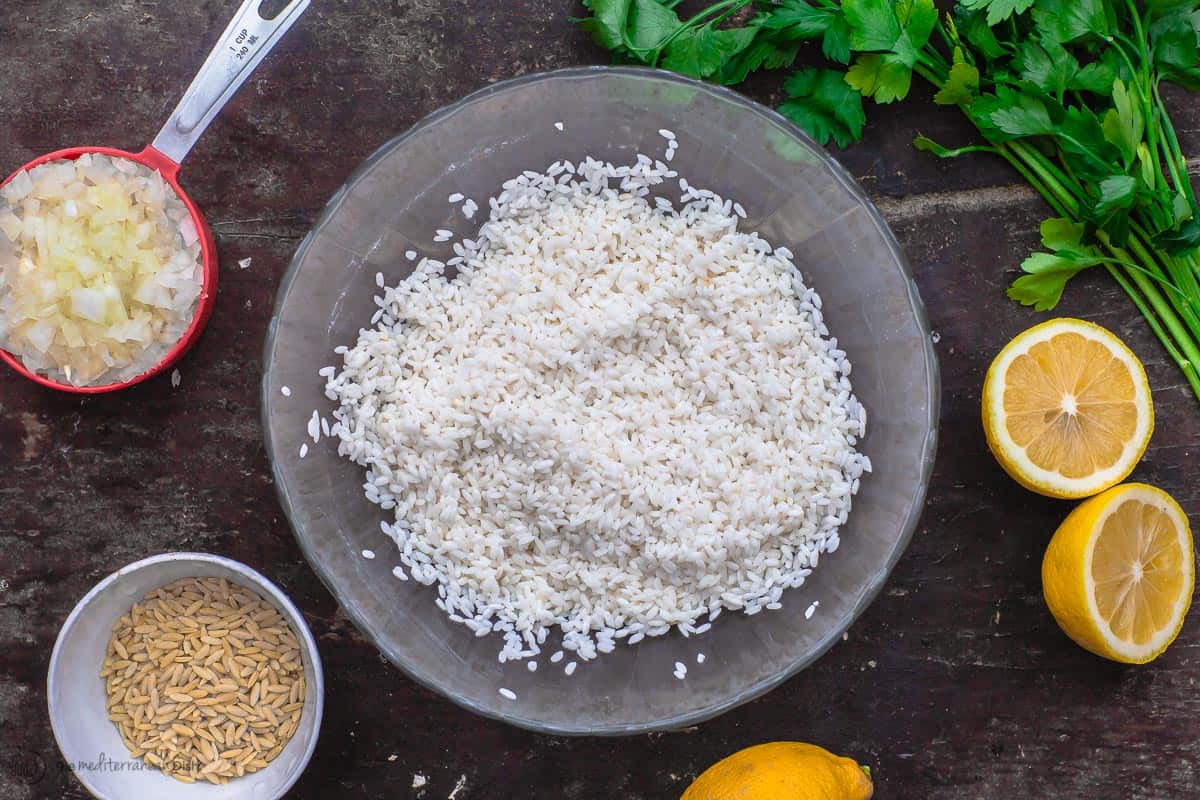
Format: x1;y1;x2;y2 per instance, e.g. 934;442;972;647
1;2;1198;798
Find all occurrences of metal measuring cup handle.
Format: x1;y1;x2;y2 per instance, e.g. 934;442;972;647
151;0;311;166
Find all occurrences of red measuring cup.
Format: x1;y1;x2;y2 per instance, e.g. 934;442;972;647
0;0;310;394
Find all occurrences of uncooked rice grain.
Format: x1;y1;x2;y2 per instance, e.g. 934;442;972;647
324;148;867;666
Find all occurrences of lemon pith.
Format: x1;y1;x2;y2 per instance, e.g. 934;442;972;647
982;318;1153;499
1042;483;1194;663
681;741;873;800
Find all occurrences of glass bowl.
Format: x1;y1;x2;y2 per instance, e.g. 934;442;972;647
262;67;939;735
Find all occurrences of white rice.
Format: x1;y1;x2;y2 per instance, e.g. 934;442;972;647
281;385;292;397
498;687;516;700
324;151;867;665
362;549;376;560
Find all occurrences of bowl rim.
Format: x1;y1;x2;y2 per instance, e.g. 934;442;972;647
262;65;940;736
46;552;325;798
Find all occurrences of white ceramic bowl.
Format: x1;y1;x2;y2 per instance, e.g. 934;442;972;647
47;553;324;799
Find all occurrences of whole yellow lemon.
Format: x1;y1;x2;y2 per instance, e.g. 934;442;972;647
682;741;873;800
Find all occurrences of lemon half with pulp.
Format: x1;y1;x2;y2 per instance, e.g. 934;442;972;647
1043;483;1194;663
983;317;1153;499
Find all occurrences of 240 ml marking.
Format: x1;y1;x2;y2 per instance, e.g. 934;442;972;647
228;28;260;60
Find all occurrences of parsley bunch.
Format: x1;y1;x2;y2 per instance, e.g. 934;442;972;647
576;0;1200;401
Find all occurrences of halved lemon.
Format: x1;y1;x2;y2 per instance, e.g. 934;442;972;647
982;317;1153;499
1043;483;1194;663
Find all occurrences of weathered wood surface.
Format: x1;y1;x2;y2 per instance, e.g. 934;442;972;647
2;2;1199;798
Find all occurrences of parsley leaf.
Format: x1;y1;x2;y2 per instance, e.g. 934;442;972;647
821;15;854;63
576;0;683;56
1008;253;1100;310
624;0;682;52
1151;7;1200;89
889;0;938;65
761;0;836;38
1040;217;1087;251
1093;174;1139;217
846;53;914;103
1008;217;1106;311
934;48;981;105
1071;59;1120;94
959;0;1036;27
1016;37;1079;98
1031;0;1107;43
897;0;938;52
716;37;801;84
779;68;867;147
1082;174;1140;243
662;25;758;79
1101;80;1144;166
1056;105;1123;181
578;0;634;51
843;0;902;51
987;94;1055;138
1153;218;1200;256
956;6;1007;59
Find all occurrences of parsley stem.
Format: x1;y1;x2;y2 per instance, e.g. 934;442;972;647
1153;81;1196;209
1128;222;1200;327
1005;142;1080;216
1109;230;1200;376
934;20;956;55
1105;264;1200;398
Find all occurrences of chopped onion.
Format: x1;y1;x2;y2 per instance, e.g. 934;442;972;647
0;154;203;386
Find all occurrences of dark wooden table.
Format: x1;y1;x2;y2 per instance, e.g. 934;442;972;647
2;2;1198;798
